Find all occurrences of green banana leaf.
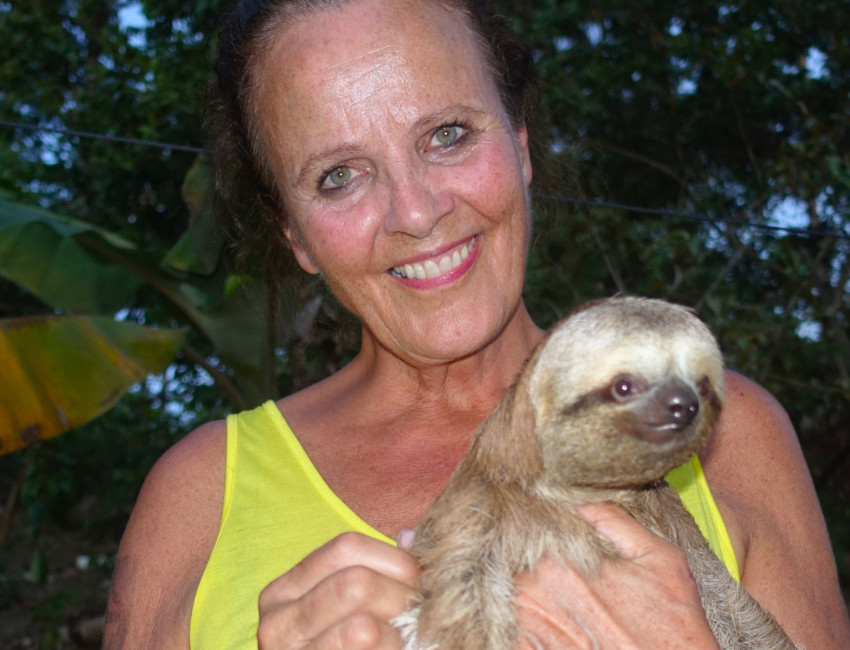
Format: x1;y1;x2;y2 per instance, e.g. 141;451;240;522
0;315;186;455
0;199;142;314
0;157;300;412
162;155;224;275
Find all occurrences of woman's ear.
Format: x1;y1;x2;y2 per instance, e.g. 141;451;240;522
517;125;532;187
283;223;321;275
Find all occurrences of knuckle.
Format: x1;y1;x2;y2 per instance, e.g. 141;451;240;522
324;531;373;566
331;531;368;554
256;620;276;649
257;584;307;649
257;606;300;650
258;575;296;611
334;565;378;603
258;581;278;610
338;613;385;649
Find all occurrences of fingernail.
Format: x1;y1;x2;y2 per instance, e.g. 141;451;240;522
397;529;416;550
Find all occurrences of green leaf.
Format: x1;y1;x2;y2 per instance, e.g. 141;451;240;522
162;155;223;275
0;199;142;313
0;199;136;248
0;315;186;455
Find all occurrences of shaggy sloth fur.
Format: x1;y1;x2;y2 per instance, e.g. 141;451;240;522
394;296;796;650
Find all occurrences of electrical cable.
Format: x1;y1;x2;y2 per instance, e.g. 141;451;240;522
536;194;850;240
0;119;207;154
2;118;848;240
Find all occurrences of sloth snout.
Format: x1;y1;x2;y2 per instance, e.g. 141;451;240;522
657;383;699;428
632;381;701;442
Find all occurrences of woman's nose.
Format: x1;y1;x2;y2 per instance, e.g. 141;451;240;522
384;167;453;238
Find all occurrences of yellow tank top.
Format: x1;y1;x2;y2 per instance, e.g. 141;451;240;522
190;401;739;649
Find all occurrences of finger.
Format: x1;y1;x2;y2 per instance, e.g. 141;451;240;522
396;529;415;551
259;563;417;648
305;564;418;630
575;502;663;561
516;570;597;650
575;504;700;608
309;613;403;650
515;564;641;650
262;532;420;604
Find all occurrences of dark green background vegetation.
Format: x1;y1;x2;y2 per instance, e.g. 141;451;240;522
0;0;848;646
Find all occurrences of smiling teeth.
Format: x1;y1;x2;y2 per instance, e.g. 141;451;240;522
393;237;476;280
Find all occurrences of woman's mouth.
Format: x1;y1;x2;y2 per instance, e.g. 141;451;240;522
390;236;478;281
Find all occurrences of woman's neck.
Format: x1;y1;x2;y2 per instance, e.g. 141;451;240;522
349;301;544;416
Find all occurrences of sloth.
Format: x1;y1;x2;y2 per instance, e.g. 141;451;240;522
394;296;796;650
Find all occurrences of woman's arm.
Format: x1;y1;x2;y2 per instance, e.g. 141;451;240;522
702;371;850;648
103;420;226;649
104;417;419;650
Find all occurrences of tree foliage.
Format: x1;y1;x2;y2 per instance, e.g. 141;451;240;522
508;0;850;589
0;0;848;636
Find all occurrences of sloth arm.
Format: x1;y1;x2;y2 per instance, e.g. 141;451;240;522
699;370;850;648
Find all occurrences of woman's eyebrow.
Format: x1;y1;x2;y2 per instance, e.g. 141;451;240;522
410;105;487;135
295;144;364;186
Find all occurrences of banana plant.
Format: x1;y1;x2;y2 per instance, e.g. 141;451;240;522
0;314;186;454
0;156;300;455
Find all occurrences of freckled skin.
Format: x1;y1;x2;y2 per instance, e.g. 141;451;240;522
252;0;534;367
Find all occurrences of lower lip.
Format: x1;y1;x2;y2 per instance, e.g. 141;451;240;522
392;237;480;290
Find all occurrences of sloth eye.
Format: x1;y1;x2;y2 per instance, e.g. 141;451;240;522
611;375;637;401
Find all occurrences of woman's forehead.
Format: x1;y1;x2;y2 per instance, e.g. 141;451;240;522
254;0;488;97
250;0;504;171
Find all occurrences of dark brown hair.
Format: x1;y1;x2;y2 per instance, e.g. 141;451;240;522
205;0;537;284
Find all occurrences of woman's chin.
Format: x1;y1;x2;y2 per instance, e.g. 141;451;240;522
378;308;522;367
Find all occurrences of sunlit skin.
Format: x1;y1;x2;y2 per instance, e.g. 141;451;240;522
253;0;538;371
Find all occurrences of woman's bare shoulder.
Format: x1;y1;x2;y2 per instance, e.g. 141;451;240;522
700;371;799;489
103;419;227;649
700;370;850;648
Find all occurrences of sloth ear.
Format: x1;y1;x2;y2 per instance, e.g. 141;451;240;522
468;375;545;485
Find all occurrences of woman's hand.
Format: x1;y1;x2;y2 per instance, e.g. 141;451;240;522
514;502;720;650
257;532;420;649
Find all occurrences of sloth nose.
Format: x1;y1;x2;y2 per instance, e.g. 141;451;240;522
658;383;700;428
633;381;701;443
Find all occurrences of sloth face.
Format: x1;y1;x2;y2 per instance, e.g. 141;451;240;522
526;297;724;488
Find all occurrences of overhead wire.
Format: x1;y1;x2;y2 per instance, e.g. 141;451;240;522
0;119;207;154
536;194;850;241
2;118;848;241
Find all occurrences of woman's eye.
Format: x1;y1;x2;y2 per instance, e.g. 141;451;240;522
428;123;468;149
325;166;351;187
319;165;359;192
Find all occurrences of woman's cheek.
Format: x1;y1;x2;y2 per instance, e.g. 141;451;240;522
304;199;383;268
456;140;525;222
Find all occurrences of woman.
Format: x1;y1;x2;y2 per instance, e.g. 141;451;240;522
103;0;850;648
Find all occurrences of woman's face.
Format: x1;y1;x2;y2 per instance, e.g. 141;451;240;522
252;0;533;365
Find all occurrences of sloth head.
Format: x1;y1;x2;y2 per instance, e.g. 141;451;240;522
526;296;725;488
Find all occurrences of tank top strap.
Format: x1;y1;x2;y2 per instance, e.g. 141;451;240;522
665;454;740;582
